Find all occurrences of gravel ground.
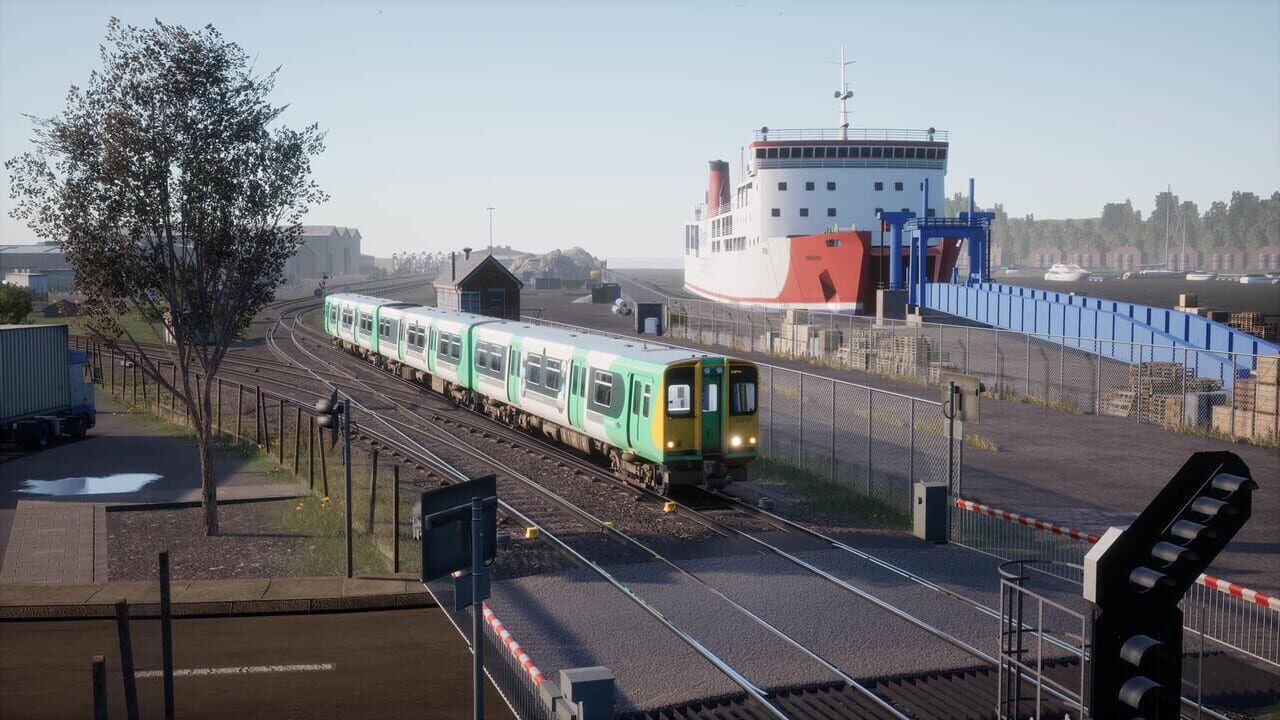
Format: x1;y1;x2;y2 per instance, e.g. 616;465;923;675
108;501;306;580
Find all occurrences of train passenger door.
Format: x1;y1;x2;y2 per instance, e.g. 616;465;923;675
567;361;584;429
700;362;723;455
627;377;643;450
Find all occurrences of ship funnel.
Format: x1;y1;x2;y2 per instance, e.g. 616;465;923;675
707;160;731;214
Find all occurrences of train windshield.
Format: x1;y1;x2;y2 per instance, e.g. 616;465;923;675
729;365;758;415
666;366;694;417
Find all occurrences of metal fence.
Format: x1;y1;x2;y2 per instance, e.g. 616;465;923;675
603;270;1279;448
521;315;960;517
950;497;1280;669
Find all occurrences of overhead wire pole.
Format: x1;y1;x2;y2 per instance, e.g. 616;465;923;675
486;206;495;251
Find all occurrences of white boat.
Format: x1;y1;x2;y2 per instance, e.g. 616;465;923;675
1044;263;1091;282
1238;274;1276;285
1184;271;1217;281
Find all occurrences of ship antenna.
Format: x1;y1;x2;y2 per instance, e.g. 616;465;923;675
830;45;855;140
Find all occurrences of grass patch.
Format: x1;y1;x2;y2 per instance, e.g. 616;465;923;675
985;387;1085;414
275;494;388;576
750;457;908;529
912;419;1000;452
26;311;165;343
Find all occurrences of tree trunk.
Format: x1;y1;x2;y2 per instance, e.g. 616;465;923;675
194;373;219;535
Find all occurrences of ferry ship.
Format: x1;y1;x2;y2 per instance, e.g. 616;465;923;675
683;51;959;312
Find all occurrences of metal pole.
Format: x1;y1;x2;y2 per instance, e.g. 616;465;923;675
768;368;774;456
393;465;401;573
909;399;916;483
368;449;379;533
865;390;873;495
293;406;302;473
471;496;485;720
830;380;836;483
114;600;140;720
236;383;243;440
964;327;970;374
91;654;108;720
159;552;175;720
947;382;956;495
344;398;353;579
798;373;804;467
1024;335;1031;399
278;397;286;464
217;378;223;437
309;416;316;489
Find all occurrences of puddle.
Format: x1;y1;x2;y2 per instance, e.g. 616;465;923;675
18;473;162;496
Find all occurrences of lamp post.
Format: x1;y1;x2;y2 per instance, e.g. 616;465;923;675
486;207;495;251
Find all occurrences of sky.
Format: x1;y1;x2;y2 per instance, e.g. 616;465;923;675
1;0;1278;262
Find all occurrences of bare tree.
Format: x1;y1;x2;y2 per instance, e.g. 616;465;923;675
6;19;327;534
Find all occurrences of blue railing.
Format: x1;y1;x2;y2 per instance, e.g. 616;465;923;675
925;282;1278;387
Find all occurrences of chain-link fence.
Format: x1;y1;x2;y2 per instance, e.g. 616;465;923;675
603;270;1279;448
950;497;1280;669
522;316;959;517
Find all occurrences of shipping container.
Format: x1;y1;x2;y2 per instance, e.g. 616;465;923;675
1;324;71;425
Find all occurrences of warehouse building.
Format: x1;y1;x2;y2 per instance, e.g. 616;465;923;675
433;250;523;320
282;226;363;283
0;243;75;292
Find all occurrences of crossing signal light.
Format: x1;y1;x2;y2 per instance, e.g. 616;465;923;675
315;390;344;446
1085;452;1256;720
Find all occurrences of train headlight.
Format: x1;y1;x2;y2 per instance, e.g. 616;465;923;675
666;440;676;449
749;437;757;445
730;435;742;448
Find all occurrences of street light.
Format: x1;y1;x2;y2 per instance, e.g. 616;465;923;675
486;207;495;251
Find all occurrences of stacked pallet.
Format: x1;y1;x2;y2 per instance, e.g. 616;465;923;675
1212;354;1280;443
874;334;949;379
1227;312;1277;341
1102;362;1225;424
842;326;893;371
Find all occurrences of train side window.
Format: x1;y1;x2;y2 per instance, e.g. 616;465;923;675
631;381;641;416
641;383;652;418
490;345;505;374
544;358;563;392
329;306;337;325
436;332;449;357
476;345;489;370
341;309;353;327
525;355;543;386
703;383;718;412
591;369;612;408
379;318;392;339
450;338;461;361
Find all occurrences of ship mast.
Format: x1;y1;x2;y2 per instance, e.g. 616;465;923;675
833;46;855;140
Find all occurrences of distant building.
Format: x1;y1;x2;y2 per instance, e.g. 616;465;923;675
0;243;75;292
282;226;362;283
1168;247;1203;272
4;270;49;300
1255;245;1280;272
1209;247;1245;272
1028;246;1062;268
1108;246;1144;271
1065;248;1105;269
433;251;523;320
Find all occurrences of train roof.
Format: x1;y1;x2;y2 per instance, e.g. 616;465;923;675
344;295;710;367
326;292;410;307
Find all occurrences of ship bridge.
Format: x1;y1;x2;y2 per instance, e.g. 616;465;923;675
750;128;949;173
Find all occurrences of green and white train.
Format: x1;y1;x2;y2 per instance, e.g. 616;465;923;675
324;293;760;492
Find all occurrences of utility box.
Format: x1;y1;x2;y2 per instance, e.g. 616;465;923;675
634;302;663;335
912;482;947;543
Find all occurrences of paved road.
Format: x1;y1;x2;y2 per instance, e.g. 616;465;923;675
0;608;512;720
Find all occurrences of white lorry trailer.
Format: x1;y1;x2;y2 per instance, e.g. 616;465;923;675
0;324;97;450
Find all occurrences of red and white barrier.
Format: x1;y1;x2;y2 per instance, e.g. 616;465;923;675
953;497;1280;612
482;602;547;687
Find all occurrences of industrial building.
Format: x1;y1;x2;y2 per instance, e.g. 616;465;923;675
433;250;523;319
0;243;75;292
281;226;363;283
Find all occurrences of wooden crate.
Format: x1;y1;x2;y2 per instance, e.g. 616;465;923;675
1144;395;1185;427
1233;378;1256;411
1256;383;1280;416
1103;390;1136;418
1257;354;1280;386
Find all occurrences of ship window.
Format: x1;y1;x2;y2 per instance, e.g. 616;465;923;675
874;182;884;191
904;148;916;159
805;181;815;191
894;147;905;158
836;147;848;158
938;148;947;159
777;182;787;191
799;208;809;217
895;182;904;191
813;147;825;158
827;181;836;191
767;148;778;158
901;208;911;213
926;148;937;159
827;208;837;217
771;208;780;217
927;208;936;217
875;207;884;215
871;147;883;158
802;147;814;158
860;147;871;158
826;238;841;247
780;148;792;159
755;148;766;159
